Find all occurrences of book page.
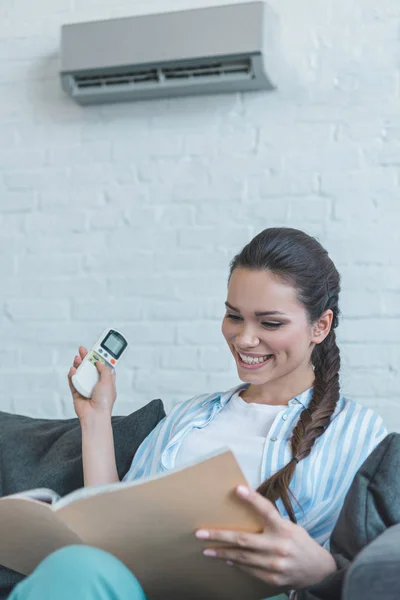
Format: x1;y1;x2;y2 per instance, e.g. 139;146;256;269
0;498;83;575
8;488;60;505
54;480;125;510
54;446;237;511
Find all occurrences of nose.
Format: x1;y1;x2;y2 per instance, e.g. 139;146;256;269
234;324;260;348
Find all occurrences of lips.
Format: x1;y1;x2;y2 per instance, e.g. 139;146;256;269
235;350;274;370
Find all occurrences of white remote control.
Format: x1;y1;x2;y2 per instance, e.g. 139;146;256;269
71;328;128;398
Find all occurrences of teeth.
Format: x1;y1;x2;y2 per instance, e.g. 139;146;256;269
239;353;270;365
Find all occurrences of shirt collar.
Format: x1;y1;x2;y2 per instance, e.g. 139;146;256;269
202;384;314;409
289;387;313;409
201;383;247;408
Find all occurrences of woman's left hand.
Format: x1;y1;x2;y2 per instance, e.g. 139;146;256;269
195;485;337;593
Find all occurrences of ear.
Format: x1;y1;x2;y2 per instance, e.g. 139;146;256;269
311;310;333;344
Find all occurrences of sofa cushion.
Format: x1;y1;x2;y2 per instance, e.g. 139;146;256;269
343;523;400;600
0;399;165;497
298;433;400;600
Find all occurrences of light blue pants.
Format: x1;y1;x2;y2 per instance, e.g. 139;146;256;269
8;545;288;600
8;546;147;600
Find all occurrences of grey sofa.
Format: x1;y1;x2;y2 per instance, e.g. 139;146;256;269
0;404;399;600
298;432;400;600
344;523;400;599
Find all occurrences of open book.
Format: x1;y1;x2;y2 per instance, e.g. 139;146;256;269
0;449;271;600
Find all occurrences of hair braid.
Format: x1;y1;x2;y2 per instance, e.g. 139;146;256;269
257;329;341;522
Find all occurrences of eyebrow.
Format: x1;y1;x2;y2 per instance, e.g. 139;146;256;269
224;302;287;317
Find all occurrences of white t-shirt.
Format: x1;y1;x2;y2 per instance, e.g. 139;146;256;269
174;391;286;489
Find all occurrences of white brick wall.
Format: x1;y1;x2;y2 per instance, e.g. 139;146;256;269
0;0;399;431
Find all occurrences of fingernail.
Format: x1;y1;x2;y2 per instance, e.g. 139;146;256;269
237;485;250;497
203;549;217;557
195;530;209;539
226;560;234;567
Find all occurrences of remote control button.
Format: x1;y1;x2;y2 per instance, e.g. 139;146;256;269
98;349;103;354
110;359;116;365
104;353;108;358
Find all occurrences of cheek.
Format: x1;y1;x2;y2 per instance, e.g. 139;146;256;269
268;326;310;353
221;318;233;341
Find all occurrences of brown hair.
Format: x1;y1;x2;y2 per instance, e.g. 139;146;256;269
229;227;341;522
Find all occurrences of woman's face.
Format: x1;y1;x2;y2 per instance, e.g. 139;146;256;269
221;268;317;386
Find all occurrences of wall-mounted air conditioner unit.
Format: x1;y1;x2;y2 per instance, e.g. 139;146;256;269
60;1;276;105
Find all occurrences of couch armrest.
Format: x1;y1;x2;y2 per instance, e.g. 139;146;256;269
343;523;400;600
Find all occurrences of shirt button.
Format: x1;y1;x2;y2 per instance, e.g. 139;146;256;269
282;414;288;420
270;437;278;442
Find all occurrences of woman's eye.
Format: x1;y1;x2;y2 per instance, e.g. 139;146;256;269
226;314;242;321
226;314;282;329
262;322;283;329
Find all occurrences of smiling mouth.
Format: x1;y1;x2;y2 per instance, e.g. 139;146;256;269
236;351;274;368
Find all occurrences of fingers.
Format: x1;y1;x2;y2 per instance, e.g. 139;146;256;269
68;346;115;397
195;486;292;576
196;528;269;552
195;487;283;546
68;347;88;398
67;366;77;394
203;546;285;574
72;346;87;369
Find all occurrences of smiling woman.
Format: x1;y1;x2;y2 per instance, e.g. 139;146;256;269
220;230;341;522
11;228;387;600
223;270;319;384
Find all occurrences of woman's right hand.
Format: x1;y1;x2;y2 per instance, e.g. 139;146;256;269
68;346;117;423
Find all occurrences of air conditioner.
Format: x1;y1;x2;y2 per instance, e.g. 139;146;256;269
60;2;276;105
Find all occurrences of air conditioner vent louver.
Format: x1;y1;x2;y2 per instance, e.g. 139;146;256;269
74;69;159;89
60;2;275;104
72;58;253;92
163;58;251;80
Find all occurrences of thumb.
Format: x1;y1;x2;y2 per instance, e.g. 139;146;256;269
95;360;112;379
236;486;283;529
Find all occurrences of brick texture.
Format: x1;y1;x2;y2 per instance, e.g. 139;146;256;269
0;0;399;431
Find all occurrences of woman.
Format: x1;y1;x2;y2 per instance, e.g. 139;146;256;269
9;228;387;600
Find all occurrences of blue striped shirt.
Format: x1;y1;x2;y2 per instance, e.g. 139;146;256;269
123;383;387;547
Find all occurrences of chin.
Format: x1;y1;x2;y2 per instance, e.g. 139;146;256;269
236;369;272;385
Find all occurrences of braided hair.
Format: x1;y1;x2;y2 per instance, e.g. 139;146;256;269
229;228;341;523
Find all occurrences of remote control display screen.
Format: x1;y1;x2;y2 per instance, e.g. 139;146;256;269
102;332;126;358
